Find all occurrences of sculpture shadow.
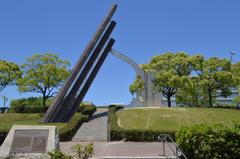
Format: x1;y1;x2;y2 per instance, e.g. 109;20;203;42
90;111;108;121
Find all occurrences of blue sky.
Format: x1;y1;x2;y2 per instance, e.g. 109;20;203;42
0;0;240;106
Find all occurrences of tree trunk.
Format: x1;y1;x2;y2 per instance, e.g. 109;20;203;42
167;96;171;107
208;89;213;107
42;93;46;106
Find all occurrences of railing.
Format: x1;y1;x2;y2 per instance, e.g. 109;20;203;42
158;134;187;159
107;107;111;141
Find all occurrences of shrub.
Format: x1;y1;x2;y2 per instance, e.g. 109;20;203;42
10;105;48;113
0;130;8;145
59;113;89;141
71;143;94;159
77;102;96;116
109;104;124;111
9;96;53;113
48;143;94;159
213;105;238;110
108;105;175;141
10;96;53;107
48;150;73;159
176;124;240;159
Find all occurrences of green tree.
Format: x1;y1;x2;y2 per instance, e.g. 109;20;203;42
146;52;192;107
231;62;240;91
0;60;21;92
199;57;233;107
17;53;70;106
177;77;205;107
1;95;8;108
129;75;144;96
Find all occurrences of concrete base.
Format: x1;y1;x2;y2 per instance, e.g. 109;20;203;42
0;125;59;159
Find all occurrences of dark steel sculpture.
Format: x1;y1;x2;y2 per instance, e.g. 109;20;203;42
42;4;117;123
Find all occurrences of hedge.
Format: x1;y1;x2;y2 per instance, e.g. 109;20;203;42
0;113;92;144
58;103;96;141
109;105;175;141
10;97;53;107
176;123;240;159
9;97;53;113
77;102;96;116
213;105;239;110
0;130;8;145
9;105;48;113
59;113;89;141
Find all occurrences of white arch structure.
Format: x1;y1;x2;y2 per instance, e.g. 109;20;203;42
110;49;162;107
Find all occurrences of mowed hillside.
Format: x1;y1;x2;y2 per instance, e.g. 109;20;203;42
116;108;240;132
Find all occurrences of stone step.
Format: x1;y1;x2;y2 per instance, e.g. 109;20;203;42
72;109;108;142
91;157;177;159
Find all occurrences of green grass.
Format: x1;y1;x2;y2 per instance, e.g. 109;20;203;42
0;113;66;131
117;107;240;132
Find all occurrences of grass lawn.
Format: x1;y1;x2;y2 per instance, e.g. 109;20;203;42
117;107;240;132
0;113;66;131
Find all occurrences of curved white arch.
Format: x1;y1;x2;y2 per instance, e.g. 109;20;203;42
110;49;144;79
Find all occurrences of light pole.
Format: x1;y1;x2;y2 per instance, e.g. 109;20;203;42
230;51;236;63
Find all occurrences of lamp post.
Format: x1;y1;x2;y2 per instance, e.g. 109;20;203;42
230;51;236;63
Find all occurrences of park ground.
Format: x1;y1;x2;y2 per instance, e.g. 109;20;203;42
116;107;240;131
0;107;240;158
1;107;239;133
0;113;65;131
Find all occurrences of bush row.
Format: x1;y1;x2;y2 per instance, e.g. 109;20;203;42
213;105;240;110
58;104;96;141
176;123;240;159
9;97;52;113
9;97;97;114
77;102;96;116
108;105;175;141
10;97;53;107
9;105;48;113
59;113;89;141
0;110;96;144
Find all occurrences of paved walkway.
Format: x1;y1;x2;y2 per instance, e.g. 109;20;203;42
72;109;108;142
60;141;178;158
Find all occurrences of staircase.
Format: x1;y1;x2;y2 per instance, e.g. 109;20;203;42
72;109;108;141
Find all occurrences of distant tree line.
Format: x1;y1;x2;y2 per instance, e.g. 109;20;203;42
0;53;70;106
130;52;240;107
1;52;240;108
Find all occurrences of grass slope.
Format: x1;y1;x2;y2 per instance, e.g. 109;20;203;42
0;113;65;131
117;108;240;132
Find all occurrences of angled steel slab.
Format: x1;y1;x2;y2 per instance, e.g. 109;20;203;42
62;39;115;122
55;22;116;122
43;5;117;123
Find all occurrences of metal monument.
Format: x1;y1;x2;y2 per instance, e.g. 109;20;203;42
43;4;162;123
110;49;162;107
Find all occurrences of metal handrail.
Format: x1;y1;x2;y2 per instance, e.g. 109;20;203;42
107;107;111;141
158;134;187;159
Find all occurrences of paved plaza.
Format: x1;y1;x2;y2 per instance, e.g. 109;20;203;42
60;141;177;158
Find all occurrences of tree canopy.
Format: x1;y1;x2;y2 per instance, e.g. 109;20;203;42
199;57;233;107
130;52;236;107
144;52;192;107
17;53;70;106
0;60;21;92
